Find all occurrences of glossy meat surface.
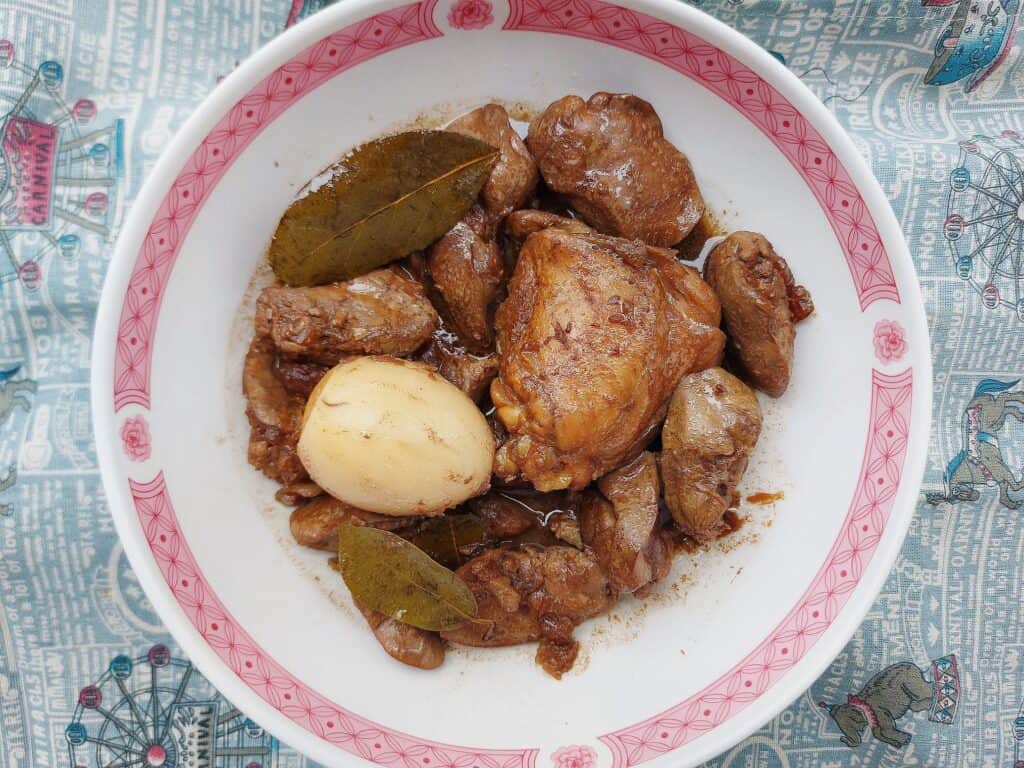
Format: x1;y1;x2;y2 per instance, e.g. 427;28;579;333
427;206;505;353
255;267;437;365
505;209;593;242
580;452;671;594
467;493;540;538
289;495;413;551
448;104;538;230
527;93;704;246
275;481;324;506
704;232;813;397
491;227;725;490
660;367;762;539
355;599;445;670
418;331;499;402
243;337;307;484
441;546;613;655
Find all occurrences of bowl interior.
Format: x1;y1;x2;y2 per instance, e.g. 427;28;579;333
95;2;929;766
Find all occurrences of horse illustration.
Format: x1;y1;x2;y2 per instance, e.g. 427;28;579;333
819;656;960;749
927;379;1024;509
0;365;36;424
923;0;1020;92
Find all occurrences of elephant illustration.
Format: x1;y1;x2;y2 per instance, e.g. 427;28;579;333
819;656;960;749
927;379;1024;510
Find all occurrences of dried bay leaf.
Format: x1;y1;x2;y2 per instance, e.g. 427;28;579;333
335;524;478;631
401;514;487;569
271;131;498;286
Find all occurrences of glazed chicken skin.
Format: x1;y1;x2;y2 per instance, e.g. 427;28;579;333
504;209;593;241
491;226;725;490
255;267;438;366
580;452;671;594
703;232;814;397
428;105;538;352
659;367;762;540
527;93;704;247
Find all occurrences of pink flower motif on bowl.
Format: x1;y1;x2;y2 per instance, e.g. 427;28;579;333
551;745;597;768
121;416;151;461
448;0;494;29
873;319;907;363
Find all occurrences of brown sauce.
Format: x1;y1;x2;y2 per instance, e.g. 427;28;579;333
746;491;784;505
675;211;725;262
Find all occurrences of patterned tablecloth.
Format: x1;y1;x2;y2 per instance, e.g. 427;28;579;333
0;0;1021;766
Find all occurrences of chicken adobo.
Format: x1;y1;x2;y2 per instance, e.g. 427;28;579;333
244;95;813;676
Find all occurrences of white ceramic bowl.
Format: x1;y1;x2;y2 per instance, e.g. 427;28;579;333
92;0;930;765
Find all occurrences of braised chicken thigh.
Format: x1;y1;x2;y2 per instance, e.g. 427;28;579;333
491;226;723;490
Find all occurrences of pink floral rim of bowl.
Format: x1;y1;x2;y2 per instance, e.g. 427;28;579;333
449;0;495;28
120;415;151;462
552;745;598;768
874;319;908;363
93;0;929;765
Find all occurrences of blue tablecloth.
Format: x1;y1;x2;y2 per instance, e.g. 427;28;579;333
0;1;1021;765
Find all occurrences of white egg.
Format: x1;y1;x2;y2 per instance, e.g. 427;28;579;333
298;356;494;516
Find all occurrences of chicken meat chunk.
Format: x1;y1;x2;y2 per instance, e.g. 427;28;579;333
255;267;437;366
580;452;671;594
448;103;539;230
289;495;413;551
441;545;614;677
659;367;762;540
355;599;445;670
703;232;814;397
426;106;539;352
273;356;330;398
527;93;704;246
243;337;308;484
427;206;506;353
418;330;499;403
491;227;725;490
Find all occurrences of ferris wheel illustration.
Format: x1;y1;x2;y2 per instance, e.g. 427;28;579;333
944;131;1024;321
0;38;122;291
65;645;278;768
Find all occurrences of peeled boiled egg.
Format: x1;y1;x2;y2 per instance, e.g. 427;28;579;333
298;356;494;516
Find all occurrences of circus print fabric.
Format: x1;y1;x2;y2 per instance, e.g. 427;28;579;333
0;0;1022;766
